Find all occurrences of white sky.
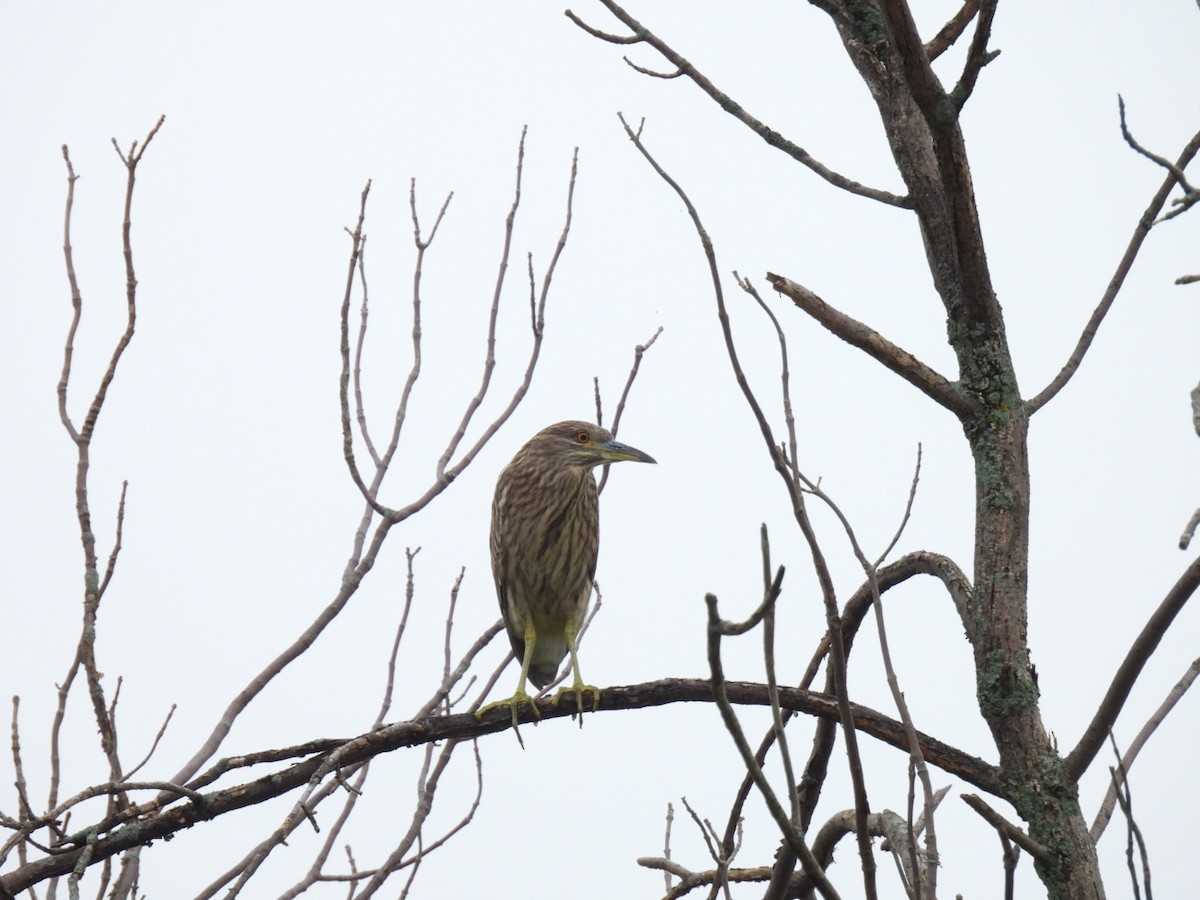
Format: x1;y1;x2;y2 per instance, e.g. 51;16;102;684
2;2;1198;897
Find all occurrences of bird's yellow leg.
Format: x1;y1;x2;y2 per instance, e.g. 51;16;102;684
553;624;600;724
477;623;540;748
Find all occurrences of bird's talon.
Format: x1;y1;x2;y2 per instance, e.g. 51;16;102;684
478;691;541;748
554;683;600;720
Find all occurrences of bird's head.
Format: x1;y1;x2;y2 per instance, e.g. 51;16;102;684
530;420;657;470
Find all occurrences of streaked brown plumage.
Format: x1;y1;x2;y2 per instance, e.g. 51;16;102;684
480;420;655;743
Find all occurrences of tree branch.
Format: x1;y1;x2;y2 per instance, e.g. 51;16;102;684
961;793;1052;866
766;272;975;419
924;0;979;61
1117;95;1196;195
948;0;999;110
1;679;998;894
1090;655;1200;842
1064;553;1200;781
1029;116;1200;413
568;1;911;207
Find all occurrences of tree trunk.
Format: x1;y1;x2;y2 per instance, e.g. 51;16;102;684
835;3;1105;895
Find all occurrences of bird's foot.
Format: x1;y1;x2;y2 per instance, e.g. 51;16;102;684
477;690;540;748
553;681;600;726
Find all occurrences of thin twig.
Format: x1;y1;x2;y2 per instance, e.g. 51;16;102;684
1119;95;1196;195
121;703;176;782
352;232;380;467
1091;656;1200;841
94;475;129;598
8;698;33;873
760;527;800;827
338;180;393;518
662;802;675;894
1029;115;1200;413
598;326;663;493
57;145;82;443
876;445;923;567
623;57;683;79
1108;735;1154;900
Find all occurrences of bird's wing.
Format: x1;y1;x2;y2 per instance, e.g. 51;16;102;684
491;470;526;662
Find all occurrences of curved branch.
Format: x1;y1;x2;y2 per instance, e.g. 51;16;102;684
1118;95;1196;195
1064;554;1200;782
569;1;911;208
791;550;972;863
1029;120;1200;413
766;272;976;420
1;678;998;894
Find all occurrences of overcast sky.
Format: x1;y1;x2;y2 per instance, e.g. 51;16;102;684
2;2;1199;897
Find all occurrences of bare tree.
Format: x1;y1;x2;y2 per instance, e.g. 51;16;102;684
555;1;1199;898
5;4;1199;900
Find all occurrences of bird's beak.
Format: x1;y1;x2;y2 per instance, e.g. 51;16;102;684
598;439;656;465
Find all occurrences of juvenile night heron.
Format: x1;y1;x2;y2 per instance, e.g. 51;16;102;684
479;420;655;743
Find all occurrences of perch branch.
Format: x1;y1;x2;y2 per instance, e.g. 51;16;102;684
0;677;999;895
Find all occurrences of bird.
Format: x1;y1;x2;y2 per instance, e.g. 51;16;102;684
479;420;656;745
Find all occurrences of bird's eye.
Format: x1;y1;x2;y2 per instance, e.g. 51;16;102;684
576;430;590;443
